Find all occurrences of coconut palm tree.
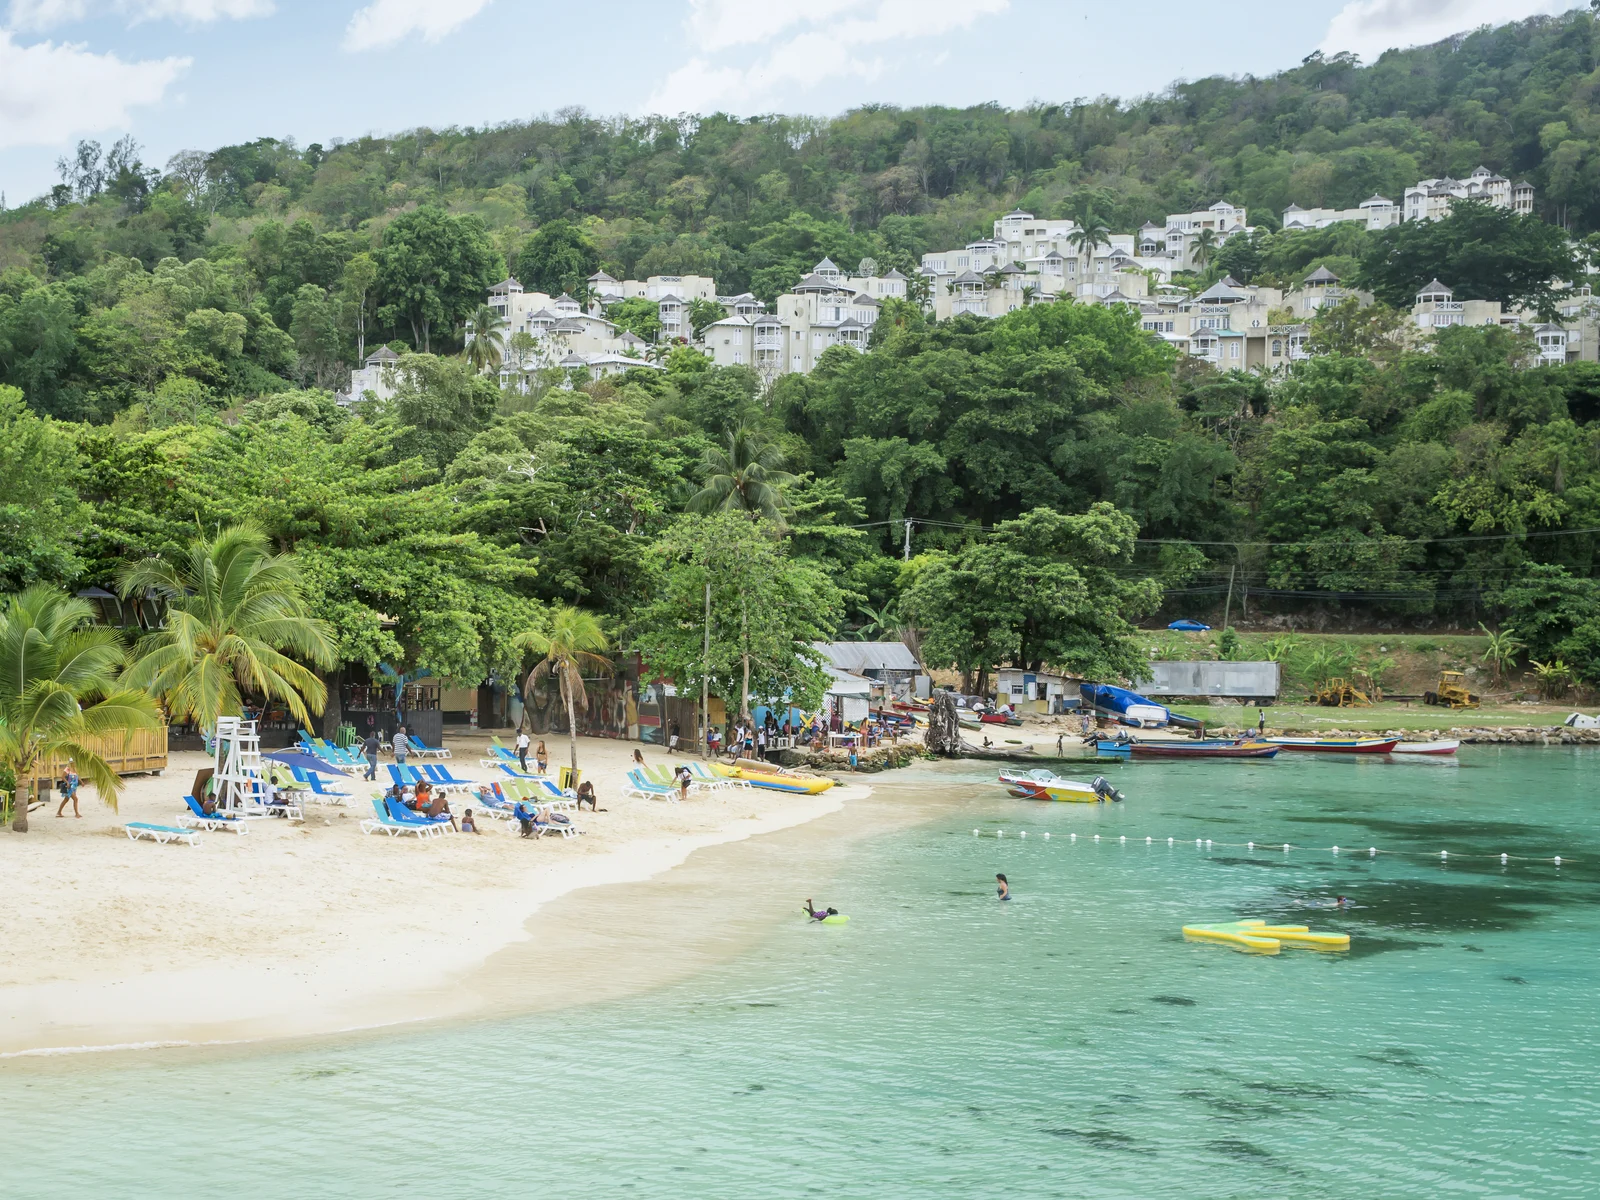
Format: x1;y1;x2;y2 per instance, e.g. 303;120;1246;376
1192;227;1220;275
118;524;337;733
687;425;797;522
1;585;163;832
511;606;611;772
1067;212;1113;289
463;303;507;373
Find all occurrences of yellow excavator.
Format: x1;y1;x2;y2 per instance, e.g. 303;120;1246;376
1423;670;1480;710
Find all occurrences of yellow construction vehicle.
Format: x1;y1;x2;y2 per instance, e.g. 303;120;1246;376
1309;677;1371;707
1423;670;1480;710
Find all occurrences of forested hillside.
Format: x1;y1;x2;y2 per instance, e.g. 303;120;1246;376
4;8;1600;695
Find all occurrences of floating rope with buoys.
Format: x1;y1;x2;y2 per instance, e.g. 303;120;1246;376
969;828;1569;865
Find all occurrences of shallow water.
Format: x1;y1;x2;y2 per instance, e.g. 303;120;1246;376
4;747;1596;1198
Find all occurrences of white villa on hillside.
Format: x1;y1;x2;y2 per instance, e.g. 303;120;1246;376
1286;168;1535;231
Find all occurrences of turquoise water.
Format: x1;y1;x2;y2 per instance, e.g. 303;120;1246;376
3;748;1596;1198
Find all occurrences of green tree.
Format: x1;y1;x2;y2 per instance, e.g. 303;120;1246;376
516;220;599;298
511;604;610;773
1;585;162;832
1192;227;1220;275
118;523;338;731
606;297;662;342
687;297;728;340
1357;200;1580;318
289;284;344;387
0;386;89;590
687;425;798;520
375;206;503;352
1477;622;1525;684
338;251;379;363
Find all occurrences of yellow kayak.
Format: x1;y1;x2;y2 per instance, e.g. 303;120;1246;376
1182;919;1350;954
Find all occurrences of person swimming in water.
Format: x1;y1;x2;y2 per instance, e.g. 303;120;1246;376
802;899;838;921
996;873;1010;901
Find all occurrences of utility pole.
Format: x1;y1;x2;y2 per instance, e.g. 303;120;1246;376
701;580;711;758
903;517;914;561
1222;564;1236;630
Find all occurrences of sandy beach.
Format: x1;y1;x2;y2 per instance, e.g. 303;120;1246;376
0;734;867;1057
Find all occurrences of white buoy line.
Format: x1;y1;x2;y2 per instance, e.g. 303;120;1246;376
969;827;1569;864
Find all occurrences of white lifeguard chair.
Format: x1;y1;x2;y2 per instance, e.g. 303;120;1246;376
212;716;265;814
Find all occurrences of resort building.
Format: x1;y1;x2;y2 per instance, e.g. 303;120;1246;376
1404;168;1533;222
336;345;402;406
1281;196;1401;232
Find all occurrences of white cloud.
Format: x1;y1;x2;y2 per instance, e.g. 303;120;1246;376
7;0;271;28
650;0;1008;113
0;31;187;149
1319;0;1568;61
342;0;493;52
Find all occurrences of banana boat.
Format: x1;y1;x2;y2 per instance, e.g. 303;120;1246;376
713;761;836;794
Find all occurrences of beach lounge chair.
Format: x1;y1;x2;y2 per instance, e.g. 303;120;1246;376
535;780;578;810
360;796;444;840
177;794;249;834
385;794;454;832
421;763;477;793
387;763;425;789
690;762;748;790
495;762;542;782
478;746;518;768
625;769;681;802
408;737;451;760
533;812;582;839
291;767;351;803
126;822;199;846
470;788;516;820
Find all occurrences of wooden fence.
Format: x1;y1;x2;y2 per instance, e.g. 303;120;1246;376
28;725;169;790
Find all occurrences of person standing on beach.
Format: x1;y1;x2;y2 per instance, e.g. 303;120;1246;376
362;732;380;781
535;740;549;774
55;763;81;818
668;720;679;754
516;729;531;772
392;726;410;770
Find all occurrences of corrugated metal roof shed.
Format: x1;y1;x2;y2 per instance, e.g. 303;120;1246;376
812;642;921;673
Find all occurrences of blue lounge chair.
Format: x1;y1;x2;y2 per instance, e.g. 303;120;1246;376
624;769;679;802
421;763;476;792
496;762;542;781
387;763;425;788
177;794;249;834
385;794;453;830
126;822;199;845
360;796;443;840
291;768;352;803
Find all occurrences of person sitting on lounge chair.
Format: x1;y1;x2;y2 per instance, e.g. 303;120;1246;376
412;780;456;829
514;801;539;838
576;781;598;811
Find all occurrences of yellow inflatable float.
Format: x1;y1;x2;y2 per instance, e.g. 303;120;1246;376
1181;919;1350;954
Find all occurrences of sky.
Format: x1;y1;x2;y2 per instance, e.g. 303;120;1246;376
0;0;1579;205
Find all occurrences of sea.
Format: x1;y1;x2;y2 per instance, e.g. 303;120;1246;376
2;747;1595;1199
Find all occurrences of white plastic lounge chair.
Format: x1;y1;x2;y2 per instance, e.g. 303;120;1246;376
690;762;749;790
126;822;199;846
625;769;681;803
177;795;248;834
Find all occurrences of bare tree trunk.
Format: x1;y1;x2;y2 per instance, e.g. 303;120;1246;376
11;776;31;833
321;667;344;740
565;681;579;773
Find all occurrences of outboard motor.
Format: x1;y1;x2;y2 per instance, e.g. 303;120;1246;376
1091;775;1124;803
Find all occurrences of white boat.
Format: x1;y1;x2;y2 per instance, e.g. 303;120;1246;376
998;769;1123;803
1389;740;1459;756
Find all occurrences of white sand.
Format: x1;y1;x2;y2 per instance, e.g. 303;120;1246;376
0;734;864;1057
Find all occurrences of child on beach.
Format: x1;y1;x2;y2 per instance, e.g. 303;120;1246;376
461;809;478;833
803;900;838;921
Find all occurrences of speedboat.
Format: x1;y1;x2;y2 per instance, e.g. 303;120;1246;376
998;769;1123;803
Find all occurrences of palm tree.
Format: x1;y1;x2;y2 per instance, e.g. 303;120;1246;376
1478;623;1524;685
463;303;507;374
687;425;797;522
118;524;337;733
511;606;611;773
852;601;903;642
1067;212;1112;290
1;586;163;832
1192;227;1220;274
1020;284;1038;307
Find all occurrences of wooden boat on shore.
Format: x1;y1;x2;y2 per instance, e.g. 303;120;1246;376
1390;739;1459;756
1130;740;1279;760
979;712;1022;726
1264;737;1400;754
999;769;1123;803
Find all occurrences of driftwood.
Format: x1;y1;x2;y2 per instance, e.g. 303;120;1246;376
926;693;1041;761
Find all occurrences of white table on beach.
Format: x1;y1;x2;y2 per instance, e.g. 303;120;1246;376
828;732;861;749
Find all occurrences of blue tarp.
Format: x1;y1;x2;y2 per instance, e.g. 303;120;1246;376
1168;619;1211;631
